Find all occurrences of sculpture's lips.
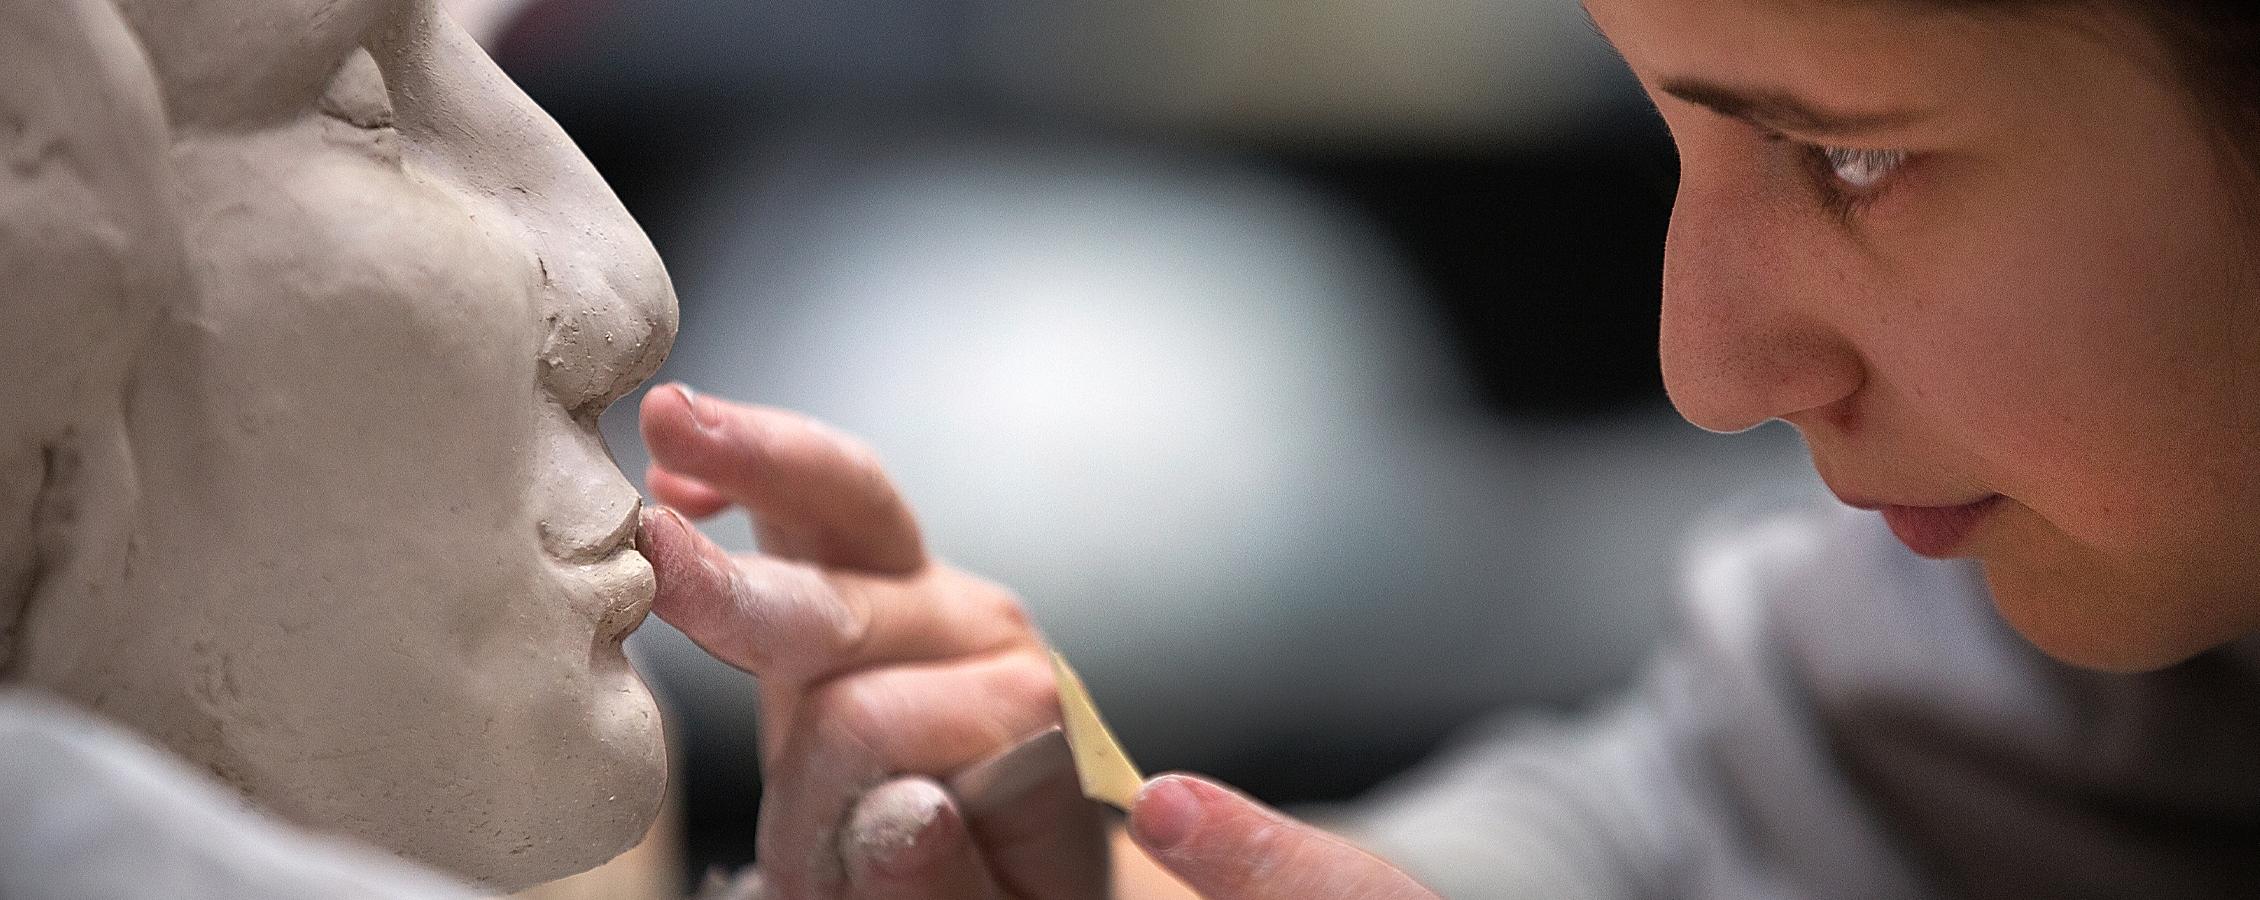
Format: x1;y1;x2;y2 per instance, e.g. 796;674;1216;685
546;500;656;642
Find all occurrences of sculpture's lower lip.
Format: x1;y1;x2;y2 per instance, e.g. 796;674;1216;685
577;548;656;642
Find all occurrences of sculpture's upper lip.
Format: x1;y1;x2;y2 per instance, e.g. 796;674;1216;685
542;498;643;565
594;500;642;558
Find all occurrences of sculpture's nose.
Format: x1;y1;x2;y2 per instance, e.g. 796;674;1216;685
379;13;679;419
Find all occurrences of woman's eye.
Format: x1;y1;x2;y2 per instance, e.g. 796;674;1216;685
1747;125;1913;223
1778;138;1910;222
1821;146;1906;190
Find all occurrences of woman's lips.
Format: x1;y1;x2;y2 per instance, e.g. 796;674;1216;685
1878;495;2003;558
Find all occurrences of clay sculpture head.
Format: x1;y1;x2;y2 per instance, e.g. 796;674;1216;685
0;0;678;889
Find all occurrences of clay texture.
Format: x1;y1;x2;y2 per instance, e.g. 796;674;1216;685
0;0;679;890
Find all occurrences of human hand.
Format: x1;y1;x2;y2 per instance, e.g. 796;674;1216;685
1123;775;1438;900
636;385;1106;899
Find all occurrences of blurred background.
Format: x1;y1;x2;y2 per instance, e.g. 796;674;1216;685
451;0;1814;880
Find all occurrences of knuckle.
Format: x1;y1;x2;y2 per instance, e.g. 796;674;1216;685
836;435;886;477
961;574;1034;636
994;653;1059;713
749;563;851;668
1211;820;1291;895
809;577;874;670
800;415;884;477
840;443;901;508
726;409;787;465
806;676;901;744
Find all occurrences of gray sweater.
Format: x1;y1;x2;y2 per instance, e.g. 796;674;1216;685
1349;493;2260;899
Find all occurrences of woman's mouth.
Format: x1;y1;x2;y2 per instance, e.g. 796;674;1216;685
1879;495;2003;558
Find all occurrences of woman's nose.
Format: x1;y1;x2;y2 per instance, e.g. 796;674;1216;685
1658;180;1864;434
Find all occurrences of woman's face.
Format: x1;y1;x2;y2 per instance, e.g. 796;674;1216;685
1586;0;2260;671
10;0;675;889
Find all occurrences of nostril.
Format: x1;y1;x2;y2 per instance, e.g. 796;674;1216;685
1809;395;1863;435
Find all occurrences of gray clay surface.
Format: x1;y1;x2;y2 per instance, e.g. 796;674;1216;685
1;0;679;889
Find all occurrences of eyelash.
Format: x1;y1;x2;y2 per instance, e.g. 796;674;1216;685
1760;131;1908;224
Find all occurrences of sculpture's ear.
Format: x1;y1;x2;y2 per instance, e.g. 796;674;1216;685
0;0;182;672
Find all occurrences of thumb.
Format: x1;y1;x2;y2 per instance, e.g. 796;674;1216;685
841;776;1004;900
1127;775;1437;900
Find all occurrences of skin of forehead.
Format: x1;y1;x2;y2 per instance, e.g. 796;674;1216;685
1589;0;2168;137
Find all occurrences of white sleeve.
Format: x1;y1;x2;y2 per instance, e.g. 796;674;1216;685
0;690;478;900
1336;499;1932;900
1339;648;1754;900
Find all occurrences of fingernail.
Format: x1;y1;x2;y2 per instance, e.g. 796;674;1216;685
849;779;955;880
637;506;685;559
670;382;721;431
1132;776;1201;852
658;506;690;539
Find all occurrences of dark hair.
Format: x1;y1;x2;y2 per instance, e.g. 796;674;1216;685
2125;4;2260;173
1948;2;2260;178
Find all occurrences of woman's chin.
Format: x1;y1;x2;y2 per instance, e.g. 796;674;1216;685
1983;561;2244;674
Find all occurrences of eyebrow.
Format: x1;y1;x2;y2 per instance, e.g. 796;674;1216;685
1657;77;1930;138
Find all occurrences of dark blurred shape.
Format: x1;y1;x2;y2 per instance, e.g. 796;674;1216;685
1276;127;1676;416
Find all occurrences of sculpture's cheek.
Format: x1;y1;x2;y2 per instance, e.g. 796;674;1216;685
98;124;667;889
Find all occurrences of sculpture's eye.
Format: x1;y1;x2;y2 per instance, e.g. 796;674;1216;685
317;47;399;166
318;47;396;133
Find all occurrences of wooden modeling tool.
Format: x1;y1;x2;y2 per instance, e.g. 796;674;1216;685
938;652;1145;816
1049;650;1146;811
948;726;1072;816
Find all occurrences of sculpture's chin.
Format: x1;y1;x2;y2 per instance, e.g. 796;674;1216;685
217;655;674;894
419;667;670;893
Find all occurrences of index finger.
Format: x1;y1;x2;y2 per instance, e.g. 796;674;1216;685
638;507;1033;681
